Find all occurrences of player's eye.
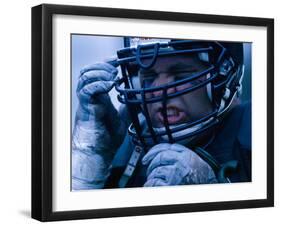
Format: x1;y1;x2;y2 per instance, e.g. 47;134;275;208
142;77;155;88
175;70;207;82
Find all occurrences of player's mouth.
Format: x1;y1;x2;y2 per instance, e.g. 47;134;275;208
156;106;187;125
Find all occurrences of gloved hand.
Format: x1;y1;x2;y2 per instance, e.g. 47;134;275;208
142;143;217;187
72;62;126;190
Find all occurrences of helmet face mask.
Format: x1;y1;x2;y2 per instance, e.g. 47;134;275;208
115;39;244;148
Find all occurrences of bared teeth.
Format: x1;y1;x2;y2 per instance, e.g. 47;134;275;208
157;106;185;125
165;108;179;117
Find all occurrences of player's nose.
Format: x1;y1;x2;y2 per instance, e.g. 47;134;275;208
152;75;176;97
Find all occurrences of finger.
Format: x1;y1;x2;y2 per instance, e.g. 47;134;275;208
147;165;174;181
146;150;182;176
80;62;117;76
147;165;188;185
170;143;192;153
104;57;119;67
142;143;187;165
144;178;167;187
142;143;171;165
77;69;118;93
78;80;114;102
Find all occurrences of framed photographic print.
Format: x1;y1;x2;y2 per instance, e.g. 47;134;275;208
31;4;274;221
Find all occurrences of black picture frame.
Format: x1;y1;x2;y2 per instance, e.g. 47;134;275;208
31;3;274;222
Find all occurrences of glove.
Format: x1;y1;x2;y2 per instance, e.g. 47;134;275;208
142;143;217;187
72;62;126;190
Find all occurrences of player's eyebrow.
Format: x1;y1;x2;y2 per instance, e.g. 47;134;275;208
139;62;198;76
167;62;198;73
139;68;156;76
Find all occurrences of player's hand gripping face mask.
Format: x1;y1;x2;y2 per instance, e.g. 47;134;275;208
72;62;127;189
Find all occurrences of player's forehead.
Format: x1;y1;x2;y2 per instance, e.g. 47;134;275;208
139;54;206;74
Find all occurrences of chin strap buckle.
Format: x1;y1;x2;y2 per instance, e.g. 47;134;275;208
118;145;144;188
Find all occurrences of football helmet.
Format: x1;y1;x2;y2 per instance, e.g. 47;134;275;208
114;38;245;149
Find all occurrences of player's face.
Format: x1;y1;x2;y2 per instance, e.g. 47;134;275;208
139;54;213;128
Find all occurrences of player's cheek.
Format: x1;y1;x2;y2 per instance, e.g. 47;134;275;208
175;82;193;91
144;90;155;99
